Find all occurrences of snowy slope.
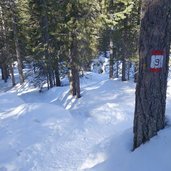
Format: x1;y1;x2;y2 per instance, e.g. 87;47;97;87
0;101;74;170
0;72;171;171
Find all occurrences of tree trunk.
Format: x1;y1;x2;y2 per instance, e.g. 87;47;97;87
116;61;119;78
1;3;15;84
9;63;15;86
1;63;8;82
122;58;126;81
1;66;3;80
109;56;114;79
109;39;114;79
127;61;130;81
69;31;81;98
69;68;76;96
133;0;171;150
134;62;138;83
40;0;53;88
122;16;128;82
12;14;24;84
69;66;81;98
55;61;61;87
75;68;81;98
1;65;4;80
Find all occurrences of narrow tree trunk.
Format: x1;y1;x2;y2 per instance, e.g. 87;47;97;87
127;61;131;80
1;65;4;80
122;58;126;81
109;39;114;79
109;56;114;79
134;62;138;83
41;0;53;88
1;63;8;82
45;48;53;88
9;63;15;86
12;14;24;84
133;0;171;150
69;67;76;96
55;61;61;87
122;16;128;82
116;61;119;78
1;65;3;80
75;68;81;98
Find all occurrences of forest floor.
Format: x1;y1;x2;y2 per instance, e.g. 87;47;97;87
0;72;171;171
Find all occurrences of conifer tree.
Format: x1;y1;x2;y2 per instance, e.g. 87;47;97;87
133;0;171;150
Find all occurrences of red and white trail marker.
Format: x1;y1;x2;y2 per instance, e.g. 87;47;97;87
150;50;164;72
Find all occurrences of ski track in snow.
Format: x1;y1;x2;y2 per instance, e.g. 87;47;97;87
0;72;171;171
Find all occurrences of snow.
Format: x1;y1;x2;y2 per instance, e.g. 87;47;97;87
0;80;13;93
0;72;171;171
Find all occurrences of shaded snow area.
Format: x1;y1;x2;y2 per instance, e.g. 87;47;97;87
0;72;171;171
0;79;13;93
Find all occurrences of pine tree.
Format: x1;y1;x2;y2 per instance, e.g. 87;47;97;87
133;0;171;150
98;0;140;80
0;0;18;85
59;0;103;98
12;2;25;84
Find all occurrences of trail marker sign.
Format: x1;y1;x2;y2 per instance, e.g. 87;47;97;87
150;50;164;72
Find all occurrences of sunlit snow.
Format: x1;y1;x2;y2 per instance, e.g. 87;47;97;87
0;72;171;171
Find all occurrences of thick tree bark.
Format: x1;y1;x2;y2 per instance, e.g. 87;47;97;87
133;0;171;150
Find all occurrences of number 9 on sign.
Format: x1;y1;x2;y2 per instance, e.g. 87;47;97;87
150;50;164;72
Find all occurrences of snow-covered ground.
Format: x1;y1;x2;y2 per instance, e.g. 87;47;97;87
0;72;171;171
